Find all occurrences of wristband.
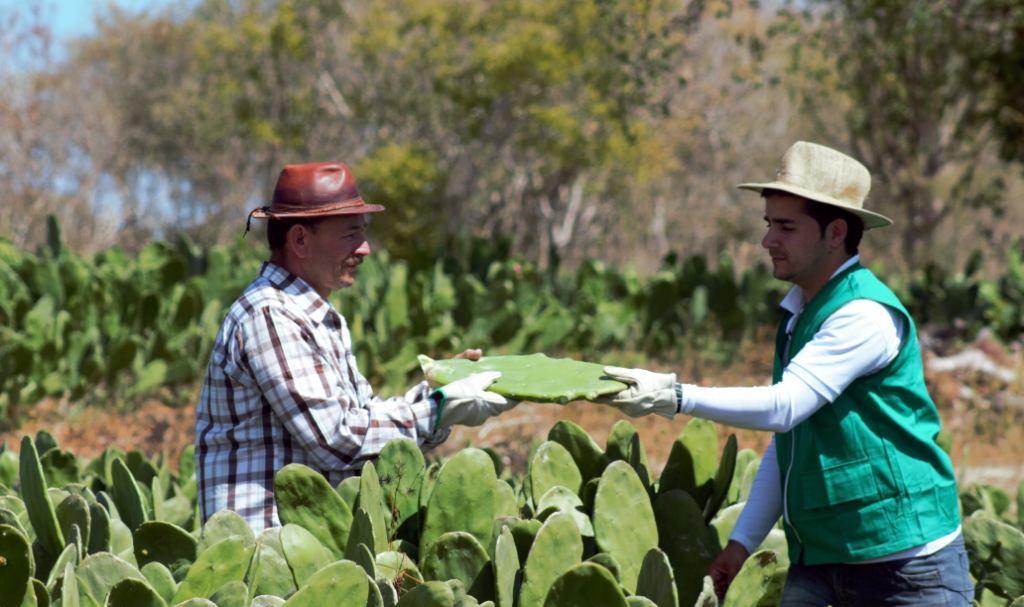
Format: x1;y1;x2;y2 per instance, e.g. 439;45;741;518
675;383;683;414
430;389;448;426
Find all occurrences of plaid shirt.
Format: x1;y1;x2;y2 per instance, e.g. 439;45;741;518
195;261;449;534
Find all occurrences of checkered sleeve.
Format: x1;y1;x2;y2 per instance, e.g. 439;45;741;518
239;305;446;471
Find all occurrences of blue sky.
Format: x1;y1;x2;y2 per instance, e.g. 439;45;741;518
1;0;186;41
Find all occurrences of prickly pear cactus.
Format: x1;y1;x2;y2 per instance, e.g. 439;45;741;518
20;437;66;558
541;562;628;607
709;503;744;550
107;578;167;607
653;490;717;607
963;516;1024;598
172;535;254;604
593;461;658;593
0;524;32;607
421;531;495;602
140;562;177;605
721;549;776;607
209;580;248;607
358;463;390;555
376;550;423;595
284;560;368;607
77;552;146;605
420;354;627;403
274;464;353;561
606;421;651;489
134;521;198;569
703;434;737;524
657;419;717;507
586;553;622;582
530;441;584;498
547;421;609;485
726;450;757;506
396;580;455;607
519;512;583;607
493;525;520;607
281;524;329;588
421;449;498;556
377;438;426;543
110;457;150;533
635;548;678;607
345;508;380;564
197;510;255;555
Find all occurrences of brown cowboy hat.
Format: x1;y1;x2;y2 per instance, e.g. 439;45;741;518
737;141;893;229
249;162;384;223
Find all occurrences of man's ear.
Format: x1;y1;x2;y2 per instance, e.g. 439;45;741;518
828;218;849;251
288;224;311;259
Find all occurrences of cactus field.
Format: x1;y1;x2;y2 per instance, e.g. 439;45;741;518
3;417;1024;607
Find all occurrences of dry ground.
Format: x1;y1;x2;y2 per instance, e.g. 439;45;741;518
3;335;1023;492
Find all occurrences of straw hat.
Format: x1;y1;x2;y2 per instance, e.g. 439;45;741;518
738;141;892;229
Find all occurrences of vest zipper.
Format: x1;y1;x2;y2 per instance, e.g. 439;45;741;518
783;432;803;545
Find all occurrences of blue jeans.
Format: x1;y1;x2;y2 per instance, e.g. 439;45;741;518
781;535;973;606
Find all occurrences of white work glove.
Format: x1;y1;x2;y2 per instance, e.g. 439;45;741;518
597;366;679;419
433;372;520;428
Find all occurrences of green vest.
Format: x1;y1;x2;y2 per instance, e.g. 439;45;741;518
773;263;960;565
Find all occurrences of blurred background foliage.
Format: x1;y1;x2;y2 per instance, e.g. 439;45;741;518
4;0;1024;427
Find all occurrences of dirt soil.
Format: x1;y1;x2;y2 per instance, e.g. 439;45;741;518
3;335;1023;492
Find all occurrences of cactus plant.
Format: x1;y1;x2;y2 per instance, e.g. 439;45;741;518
421;531;495;602
77;552;146;605
605;421;651;490
635;548;678;607
171;535;254;604
281;524;330;588
274;464;353;561
357;463;390;555
283;560;369;607
657;419;717;507
547;421;609;485
593;461;658;593
652;490;717;606
345;508;380;564
208;580;249;607
376;550;423;595
703;434;737;524
530;441;584;498
395;580;455;607
19;437;66;558
110;458;150;533
721;550;776;607
541;562;628;607
107;578;168;607
420;449;497;556
493;525;519;607
377;438;426;543
0;523;31;607
140;562;177;605
963;516;1024;598
197;510;255;555
134;521;198;569
519;512;583;607
586;553;622;582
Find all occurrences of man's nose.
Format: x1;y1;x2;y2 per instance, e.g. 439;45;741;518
761;230;774;249
355;239;371;256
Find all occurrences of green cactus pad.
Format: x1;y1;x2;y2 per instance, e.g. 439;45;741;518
44;543;79;592
285;560;368;607
547;421;608;486
281;524;330;589
376;577;398;607
494;481;518;520
253;544;294;599
110;458;150;533
172;600;217;607
19;436;66;558
376;550;423;594
133;521;198;569
419;354;627;404
493;525;519;607
420;449;497;556
0;524;32;607
692;576;717;607
421;532;495;602
60;562;80;607
653;490;718;606
726;450;757;506
40;449;81;491
635;548;678;607
754;529;788;568
106;578;168;607
419;463;441;526
536;487;593;538
56;495;92;551
721;549;776;607
274;464;353;561
171;535;254;604
519;512;583;607
197;510;255;555
335;477;360;514
367;573;384;607
0;507;30;544
344;508;378;563
703;434;737;524
626;598;657;607
244;542;263;605
87;503;111;555
358;463;390;555
709;503;744;550
77;552;146;605
111;518;135;554
508;519;542;566
593;461;658;593
586;553;622;582
541;562;628;607
252;596;286;607
530;442;584;498
757;566;787;607
606;421;651;487
353;542;379;579
657;419;717;507
30;578;47;607
964;516;1024;597
140;562;177;605
377;438;426;544
208;580;248;607
738;460;759;504
395;580;454;607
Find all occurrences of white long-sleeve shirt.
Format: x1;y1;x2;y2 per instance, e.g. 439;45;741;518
678;255;959;563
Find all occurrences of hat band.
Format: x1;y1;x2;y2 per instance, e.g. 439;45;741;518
264;196;366;218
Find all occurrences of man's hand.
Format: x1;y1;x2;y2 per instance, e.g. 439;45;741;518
595;366;678;419
435;372;520;427
708;540;750;598
453;349;482;360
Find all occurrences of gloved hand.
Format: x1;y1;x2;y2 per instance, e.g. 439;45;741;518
596;366;679;419
433;372;520;427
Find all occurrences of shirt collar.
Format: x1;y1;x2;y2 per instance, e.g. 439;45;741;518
780;254;861;318
259;261;338;325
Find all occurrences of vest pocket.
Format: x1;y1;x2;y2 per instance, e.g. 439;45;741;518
802;458;879;510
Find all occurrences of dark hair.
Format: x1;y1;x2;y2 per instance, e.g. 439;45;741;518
761;189;864;255
267;217;322;251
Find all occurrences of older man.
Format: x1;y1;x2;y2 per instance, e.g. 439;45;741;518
196;162;514;533
599;143;971;605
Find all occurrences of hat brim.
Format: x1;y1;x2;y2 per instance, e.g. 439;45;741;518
738;181;892;230
251;201;385;219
